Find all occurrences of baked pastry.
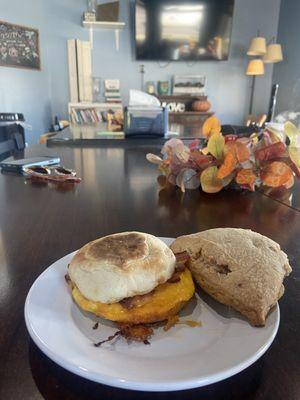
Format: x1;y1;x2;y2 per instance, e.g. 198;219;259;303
68;232;195;324
170;228;292;326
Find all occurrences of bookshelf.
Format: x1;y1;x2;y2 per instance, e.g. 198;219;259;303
68;102;122;125
157;95;214;125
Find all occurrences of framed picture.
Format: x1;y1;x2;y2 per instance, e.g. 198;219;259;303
173;75;206;95
146;81;156;95
157;81;169;96
0;21;41;70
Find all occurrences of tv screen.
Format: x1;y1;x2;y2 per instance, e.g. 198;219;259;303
135;0;234;61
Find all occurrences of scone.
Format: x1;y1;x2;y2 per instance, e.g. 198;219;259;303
170;228;292;326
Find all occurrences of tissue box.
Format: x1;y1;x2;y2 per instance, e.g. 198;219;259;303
124;107;168;138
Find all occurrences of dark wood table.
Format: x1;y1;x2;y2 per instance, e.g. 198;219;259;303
46;119;210;146
260;182;300;212
0;143;300;400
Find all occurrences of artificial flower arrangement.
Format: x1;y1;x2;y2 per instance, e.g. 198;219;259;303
146;116;300;193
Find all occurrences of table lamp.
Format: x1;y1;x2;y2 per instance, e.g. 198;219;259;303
246;34;283;116
247;36;266;56
263;44;283;63
246;59;265;114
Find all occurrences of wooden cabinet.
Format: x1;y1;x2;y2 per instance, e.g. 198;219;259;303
157;95;214;138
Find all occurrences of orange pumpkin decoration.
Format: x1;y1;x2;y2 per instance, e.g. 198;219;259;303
192;96;211;112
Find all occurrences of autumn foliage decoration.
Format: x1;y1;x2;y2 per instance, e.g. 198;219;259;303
146;117;300;194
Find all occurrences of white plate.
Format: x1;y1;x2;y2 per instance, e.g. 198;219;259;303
25;237;279;392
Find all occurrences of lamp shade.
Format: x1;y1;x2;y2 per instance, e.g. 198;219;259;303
246;59;265;75
247;36;266;55
263;44;283;63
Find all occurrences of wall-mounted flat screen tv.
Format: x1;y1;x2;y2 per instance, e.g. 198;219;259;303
135;0;234;61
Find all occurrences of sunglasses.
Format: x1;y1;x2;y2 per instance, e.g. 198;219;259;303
23;165;81;183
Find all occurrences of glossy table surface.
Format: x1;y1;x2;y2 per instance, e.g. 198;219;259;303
0;143;299;400
260;182;300;212
47;121;208;145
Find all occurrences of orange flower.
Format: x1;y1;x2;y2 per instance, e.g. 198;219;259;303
285;174;294;189
254;142;286;162
201;166;223;193
217;152;237;179
225;141;250;163
236;169;256;191
261;161;294;188
202;116;221;138
235;141;250;163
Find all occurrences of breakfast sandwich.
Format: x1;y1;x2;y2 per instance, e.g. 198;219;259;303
66;232;195;341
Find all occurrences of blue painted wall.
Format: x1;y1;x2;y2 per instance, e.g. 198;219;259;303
272;0;300;114
0;0;281;143
0;1;51;143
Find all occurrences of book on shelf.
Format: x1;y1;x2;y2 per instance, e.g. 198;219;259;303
71;108;79;124
105;79;120;91
105;97;121;102
104;89;120;94
106;99;122;103
106;96;122;100
79;110;87;123
105;97;122;103
105;91;121;98
104;79;122;104
69;107;103;125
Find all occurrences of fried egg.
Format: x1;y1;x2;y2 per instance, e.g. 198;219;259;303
72;268;195;324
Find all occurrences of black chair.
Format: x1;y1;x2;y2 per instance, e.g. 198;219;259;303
0;122;26;161
221;124;261;137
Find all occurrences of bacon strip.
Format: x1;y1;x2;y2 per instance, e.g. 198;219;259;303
167;271;181;283
164;315;179;331
175;250;190;263
65;273;73;290
120;291;154;309
118;324;153;342
94;331;121;347
94;324;154;346
174;251;190;272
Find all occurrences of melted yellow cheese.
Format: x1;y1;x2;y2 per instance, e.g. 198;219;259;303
72;268;195;324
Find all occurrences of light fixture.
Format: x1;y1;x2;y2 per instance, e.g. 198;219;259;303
246;33;283;118
246;59;265;75
246;59;265;115
263;44;283;63
247;36;266;56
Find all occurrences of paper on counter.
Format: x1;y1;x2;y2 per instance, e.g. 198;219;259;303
129;90;161;108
